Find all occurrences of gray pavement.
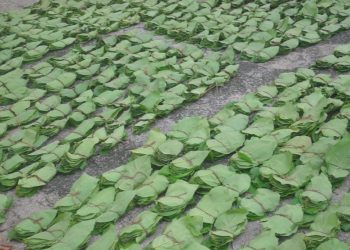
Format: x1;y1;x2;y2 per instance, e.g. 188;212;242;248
1;1;350;249
0;0;38;11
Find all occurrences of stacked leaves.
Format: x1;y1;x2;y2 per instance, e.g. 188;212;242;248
8;49;350;250
315;44;350;72
190;164;251;194
208;208;248;249
0;27;238;194
149;216;207;250
0;0;142;65
144;0;350;62
304;210;340;248
239;188;280;220
261;204;304;236
188;186;238;232
154;180;198;218
336;192;350;231
298;174;332;215
0;194;12;224
118;210;162;246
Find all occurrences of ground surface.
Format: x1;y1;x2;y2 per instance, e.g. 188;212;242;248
0;0;38;11
1;1;350;249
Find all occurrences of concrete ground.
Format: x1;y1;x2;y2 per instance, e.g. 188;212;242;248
0;0;38;11
1;1;350;249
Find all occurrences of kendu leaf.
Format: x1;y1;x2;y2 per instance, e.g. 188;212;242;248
24;213;72;250
316;238;349;250
47;219;95;250
299;174;332;215
10;209;58;240
150;216;205;249
325;134;350;170
168;117;210;149
164;150;209;180
155;180;198;218
135;173;169;205
86;224;117;250
95;191;135;233
188;186;237;231
239;188;280;220
16;163;57;197
230;137;277;170
208;208;248;249
190;164;251;195
119;211;162;245
54;174;99;212
277;233;306;250
0;194;12;224
206;130;245;158
261;204;303;236
75;187;116;221
238;230;278;250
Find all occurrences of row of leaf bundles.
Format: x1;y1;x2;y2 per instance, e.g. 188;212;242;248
18;34;236;126
0;66;347;195
148;188;245;250
231;68;350;127
8;92;350;247
0;125;127;194
102;185;242;248
0;29;236;107
40;1;142;37
238;0;350;62
0;1;143;67
127;109;338;221
149;204;313;249
140;0;229;23
0;46;237;193
130;84;349;178
9;163;344;250
100;188;350;249
126;186;238;248
4;60;346;223
8;175;117;247
139;0;244;22
211;192;347;249
44;186;243;249
247;198;349;250
9;101;350;246
130;109;247;162
0;68;48;106
0;35;235;155
314;43;350;72
227;121;348;213
203;66;350;196
236;217;347;250
145;0;286;51
10;210;98;250
11;163;248;248
9;174;180;247
117;186;230;247
145;0;350;62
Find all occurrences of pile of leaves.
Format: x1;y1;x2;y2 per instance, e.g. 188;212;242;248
0;0;143;67
1;0;350;247
1;0;350;70
143;0;350;62
9;57;350;249
314;43;350;72
0;29;238;196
